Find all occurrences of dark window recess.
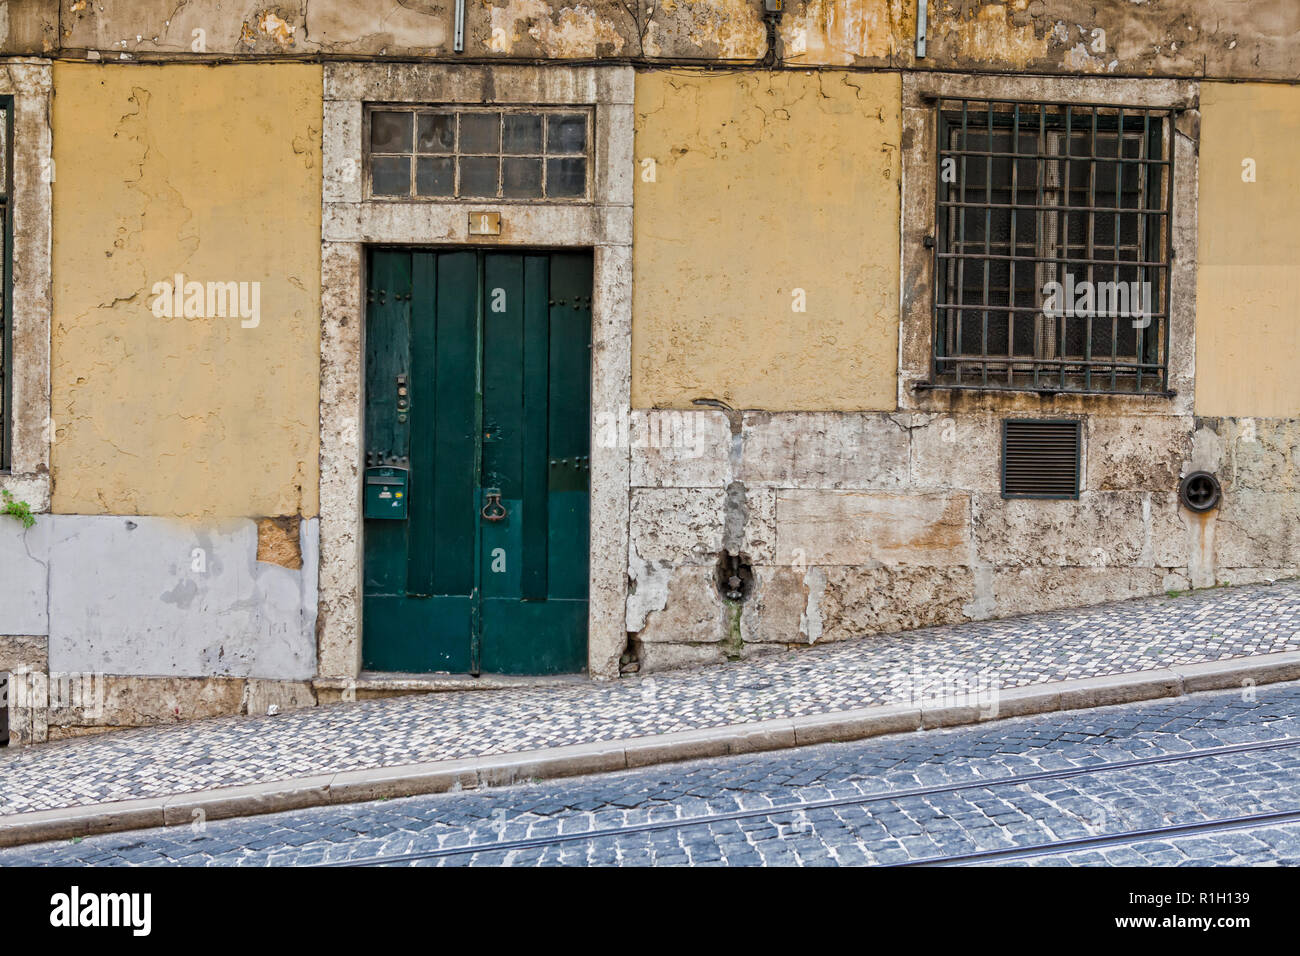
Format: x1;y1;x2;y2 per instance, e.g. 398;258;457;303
932;99;1174;395
416;156;454;197
1002;419;1082;499
367;107;591;202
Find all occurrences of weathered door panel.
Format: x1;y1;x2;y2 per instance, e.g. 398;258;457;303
542;253;594;605
429;251;480;602
361;250;411;602
363;248;590;675
363;250;476;673
477;252;591;674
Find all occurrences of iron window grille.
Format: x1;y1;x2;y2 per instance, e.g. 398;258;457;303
929;98;1174;396
366;106;592;202
1;97;11;470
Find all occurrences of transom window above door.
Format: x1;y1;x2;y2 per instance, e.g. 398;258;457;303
366;106;592;202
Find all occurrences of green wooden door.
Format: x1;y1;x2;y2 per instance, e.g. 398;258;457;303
362;249;591;675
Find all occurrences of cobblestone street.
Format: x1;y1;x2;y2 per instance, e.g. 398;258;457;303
5;680;1300;866
3;580;1298;818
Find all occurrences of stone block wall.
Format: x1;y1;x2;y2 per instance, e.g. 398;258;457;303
624;410;1299;672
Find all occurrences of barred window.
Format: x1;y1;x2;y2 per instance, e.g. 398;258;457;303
931;98;1174;395
366;106;591;202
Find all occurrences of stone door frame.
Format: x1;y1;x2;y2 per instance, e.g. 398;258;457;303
317;63;633;680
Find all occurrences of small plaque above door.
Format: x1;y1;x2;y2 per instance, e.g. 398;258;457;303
468;211;501;235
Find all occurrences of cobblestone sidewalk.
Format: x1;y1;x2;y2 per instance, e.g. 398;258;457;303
6;681;1294;866
1;580;1298;818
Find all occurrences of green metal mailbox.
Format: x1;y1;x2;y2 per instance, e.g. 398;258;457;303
365;466;409;520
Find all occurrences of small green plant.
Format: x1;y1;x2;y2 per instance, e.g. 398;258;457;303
1;489;36;529
1165;589;1182;599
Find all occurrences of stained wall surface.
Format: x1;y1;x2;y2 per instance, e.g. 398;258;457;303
14;1;1299;82
1;1;1298;725
50;63;323;518
631;69;902;410
1196;82;1300;419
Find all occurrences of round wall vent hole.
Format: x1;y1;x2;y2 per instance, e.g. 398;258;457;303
1179;471;1222;513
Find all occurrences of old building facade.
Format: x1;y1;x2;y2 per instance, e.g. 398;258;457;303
1;0;1297;742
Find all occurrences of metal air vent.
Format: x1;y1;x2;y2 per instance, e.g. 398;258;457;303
1001;419;1082;499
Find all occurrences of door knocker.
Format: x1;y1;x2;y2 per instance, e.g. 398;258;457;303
481;490;508;522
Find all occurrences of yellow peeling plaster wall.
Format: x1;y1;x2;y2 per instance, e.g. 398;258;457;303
632;71;902;411
1196;83;1300;419
50;63;323;518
